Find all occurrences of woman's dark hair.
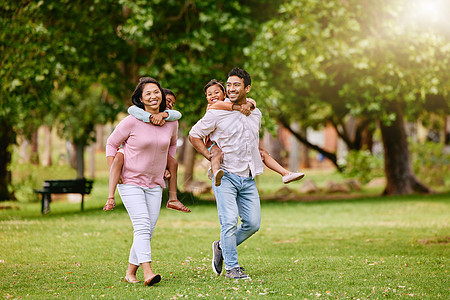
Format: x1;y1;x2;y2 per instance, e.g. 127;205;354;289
203;79;225;94
228;67;251;87
162;88;176;100
131;77;166;112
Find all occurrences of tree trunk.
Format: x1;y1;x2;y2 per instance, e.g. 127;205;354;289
68;141;77;169
0;118;16;201
75;143;85;179
88;144;95;179
183;141;196;187
444;115;450;145
299;127;311;168
380;102;431;195
95;124;104;152
30;130;39;165
41;126;52;166
289;123;300;171
177;136;187;165
335;116;374;151
19;137;30;163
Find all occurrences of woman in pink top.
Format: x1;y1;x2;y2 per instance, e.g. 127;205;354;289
106;77;177;286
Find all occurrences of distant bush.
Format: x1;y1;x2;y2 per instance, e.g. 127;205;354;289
410;141;450;188
342;150;384;184
11;162;76;202
343;141;450;189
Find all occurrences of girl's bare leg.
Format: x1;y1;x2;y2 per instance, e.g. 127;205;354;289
260;148;289;176
260;148;305;184
104;152;124;211
210;145;224;186
166;155;191;213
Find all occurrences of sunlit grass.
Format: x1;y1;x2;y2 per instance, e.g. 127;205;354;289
1;192;448;299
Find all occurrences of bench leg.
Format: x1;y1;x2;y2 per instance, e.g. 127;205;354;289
81;194;84;211
41;194;45;214
41;193;51;214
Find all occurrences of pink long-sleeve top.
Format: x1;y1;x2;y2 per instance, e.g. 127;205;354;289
106;115;178;189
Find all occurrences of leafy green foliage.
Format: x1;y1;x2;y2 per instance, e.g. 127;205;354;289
10;162;76;202
245;0;449;193
246;0;450;127
410;140;450;188
117;0;283;130
53;85;121;145
1;0;128;138
343;150;384;184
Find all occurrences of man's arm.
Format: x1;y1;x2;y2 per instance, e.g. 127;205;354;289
188;111;217;159
188;135;211;160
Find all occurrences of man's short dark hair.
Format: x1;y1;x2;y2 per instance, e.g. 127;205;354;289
228;67;251;87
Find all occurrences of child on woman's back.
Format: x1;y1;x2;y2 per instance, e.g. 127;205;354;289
204;79;305;186
103;88;190;213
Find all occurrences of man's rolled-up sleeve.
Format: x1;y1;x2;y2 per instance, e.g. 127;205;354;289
189;111;216;139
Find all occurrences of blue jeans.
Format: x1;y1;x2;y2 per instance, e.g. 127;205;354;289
212;170;261;270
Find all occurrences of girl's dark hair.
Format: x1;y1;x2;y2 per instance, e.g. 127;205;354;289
162;88;176;100
203;79;225;94
228;67;251;87
131;77;166;112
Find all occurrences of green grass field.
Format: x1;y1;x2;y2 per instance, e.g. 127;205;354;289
1;189;448;299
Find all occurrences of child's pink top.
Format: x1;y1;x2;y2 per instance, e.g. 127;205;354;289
106;115;177;189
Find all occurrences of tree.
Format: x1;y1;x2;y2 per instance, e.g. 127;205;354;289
1;1;57;199
246;0;449;195
53;85;121;178
117;0;283;184
0;0;127;200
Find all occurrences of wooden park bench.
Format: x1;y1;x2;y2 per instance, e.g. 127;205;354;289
34;179;94;214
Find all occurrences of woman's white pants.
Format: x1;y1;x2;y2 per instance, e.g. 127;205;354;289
118;184;162;266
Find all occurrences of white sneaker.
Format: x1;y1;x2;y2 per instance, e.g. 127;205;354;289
282;172;305;184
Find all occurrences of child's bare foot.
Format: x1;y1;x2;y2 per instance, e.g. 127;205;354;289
214;169;224;186
166;199;191;213
103;197;116;211
282;172;305;184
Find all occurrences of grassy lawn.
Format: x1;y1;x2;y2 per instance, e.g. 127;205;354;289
1;189;448;299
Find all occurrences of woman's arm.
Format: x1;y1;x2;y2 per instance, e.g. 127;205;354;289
168;121;178;159
106;116;133;157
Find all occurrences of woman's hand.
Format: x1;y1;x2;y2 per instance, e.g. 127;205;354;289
150;113;166;126
103;197;116;211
